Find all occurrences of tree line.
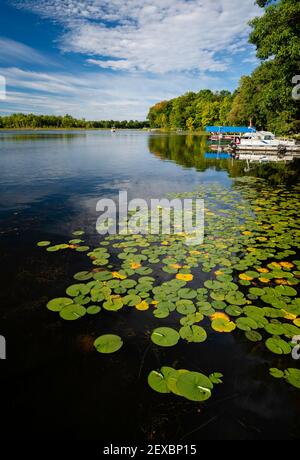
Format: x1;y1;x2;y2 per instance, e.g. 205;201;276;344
0;113;149;129
147;0;300;135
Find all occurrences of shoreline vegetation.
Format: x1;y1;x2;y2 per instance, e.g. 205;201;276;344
0;114;149;130
147;0;300;136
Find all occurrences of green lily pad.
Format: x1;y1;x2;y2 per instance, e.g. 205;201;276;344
264;323;285;336
176;300;196;315
151;327;180;347
236;317;258;331
285;368;300;389
103;298;124;311
66;284;90;297
47;297;73;312
87;305;101;315
148;370;170;394
225;305;243;317
74;271;93;281
73;230;85;236
123;294;141;306
177;288;197;299
93;271;113;281
180;312;204;326
60;304;86;321
76;246;90;252
176;372;213;402
179;325;207;343
209;373;223;384
265;337;291;355
225;292;247;306
269;368;285;379
94;334;123;354
211;318;236;333
245;331;262;342
37;241;51;247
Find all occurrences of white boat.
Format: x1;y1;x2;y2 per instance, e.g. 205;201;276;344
236;131;300;152
111;127;116;133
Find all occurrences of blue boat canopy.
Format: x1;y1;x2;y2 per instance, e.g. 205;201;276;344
205;152;231;160
206;126;256;134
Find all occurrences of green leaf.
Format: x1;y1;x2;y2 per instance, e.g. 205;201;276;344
285;368;300;389
245;331;262;342
236;317;258;331
37;241;51;247
151;327;180;347
47;297;73;312
269;368;284;379
87;305;101;315
179;325;207;343
148;370;170;394
176;300;196;315
209;373;223;384
176;372;213;402
94;334;123;354
60;304;86;321
265;337;291;355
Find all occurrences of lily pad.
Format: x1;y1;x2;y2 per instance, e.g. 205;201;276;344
236;317;258;331
47;297;73;312
264;323;285;336
285;368;300;389
209;373;223;384
211;318;236;333
265;337;291;355
87;305;101;315
176;300;196;315
103;298;124;311
37;241;51;247
60;304;86;321
94;334;123;354
74;271;93;281
176;372;213;402
151;327;180;347
269;368;285;379
245;331;262;342
148;370;170;394
179;325;207;343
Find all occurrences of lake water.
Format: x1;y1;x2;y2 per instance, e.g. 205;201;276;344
0;130;299;440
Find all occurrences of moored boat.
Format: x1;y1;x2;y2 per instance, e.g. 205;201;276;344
237;131;299;151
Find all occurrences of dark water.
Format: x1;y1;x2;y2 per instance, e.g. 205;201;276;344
0;130;299;440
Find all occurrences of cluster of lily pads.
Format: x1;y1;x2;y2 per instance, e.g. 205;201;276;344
38;177;300;397
148;367;223;401
270;367;300;389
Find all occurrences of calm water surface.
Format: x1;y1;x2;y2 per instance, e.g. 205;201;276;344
0;130;299;440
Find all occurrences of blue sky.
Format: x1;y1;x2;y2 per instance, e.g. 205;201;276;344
0;0;261;120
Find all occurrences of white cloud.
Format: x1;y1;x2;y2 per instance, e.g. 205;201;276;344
0;37;50;66
0;66;227;119
15;0;261;73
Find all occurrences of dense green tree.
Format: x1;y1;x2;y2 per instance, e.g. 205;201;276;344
147;90;233;130
229;0;300;134
148;0;299;135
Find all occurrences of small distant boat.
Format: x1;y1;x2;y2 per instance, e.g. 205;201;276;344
111;127;116;133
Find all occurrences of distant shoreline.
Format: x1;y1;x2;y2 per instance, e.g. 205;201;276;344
0;127;209;134
0;127;148;131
